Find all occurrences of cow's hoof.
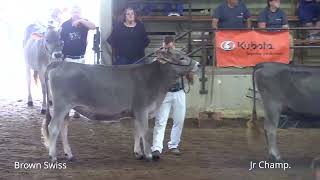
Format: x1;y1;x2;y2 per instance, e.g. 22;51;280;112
40;109;46;115
27;101;33;107
49;156;57;163
134;153;144;160
65;154;75;161
144;154;153;162
49;100;53;106
269;155;282;162
152;151;161;161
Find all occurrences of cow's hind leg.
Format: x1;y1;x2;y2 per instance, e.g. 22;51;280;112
26;66;33;106
263;99;282;161
133;126;143;160
48;106;70;162
39;73;47;114
134;110;152;161
61;116;73;161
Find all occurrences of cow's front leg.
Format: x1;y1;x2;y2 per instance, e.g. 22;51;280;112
26;66;33;106
135;110;152;161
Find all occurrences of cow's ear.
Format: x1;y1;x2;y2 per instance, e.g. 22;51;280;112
31;32;44;40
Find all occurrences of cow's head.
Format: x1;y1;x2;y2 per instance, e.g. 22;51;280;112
44;27;64;59
155;47;200;76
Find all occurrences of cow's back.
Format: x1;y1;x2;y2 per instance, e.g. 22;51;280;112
255;62;320;116
47;62;156;117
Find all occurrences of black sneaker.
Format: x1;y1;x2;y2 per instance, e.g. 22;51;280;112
169;148;181;155
73;112;80;118
152;150;161;161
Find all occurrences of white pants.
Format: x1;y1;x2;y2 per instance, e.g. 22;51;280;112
151;90;186;153
64;57;85;64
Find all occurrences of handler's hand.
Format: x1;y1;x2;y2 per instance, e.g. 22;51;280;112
72;19;82;27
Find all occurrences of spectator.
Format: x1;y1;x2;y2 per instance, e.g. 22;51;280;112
212;0;251;29
60;5;96;118
298;0;320;40
107;7;150;65
164;0;184;16
128;1;183;16
257;0;289;30
60;5;96;64
258;0;294;61
48;8;63;28
151;36;191;160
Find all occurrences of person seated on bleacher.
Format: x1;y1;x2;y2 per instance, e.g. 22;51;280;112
298;0;320;40
212;0;251;29
258;0;294;62
132;1;184;16
163;0;184;16
257;0;289;31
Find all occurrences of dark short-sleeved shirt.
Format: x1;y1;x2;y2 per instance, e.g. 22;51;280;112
169;77;184;92
60;18;89;56
107;21;150;63
213;1;251;28
300;0;317;6
257;8;288;31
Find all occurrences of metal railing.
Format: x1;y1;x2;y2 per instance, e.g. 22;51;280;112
178;27;320;94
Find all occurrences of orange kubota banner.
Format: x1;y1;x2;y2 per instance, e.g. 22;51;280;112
215;30;290;67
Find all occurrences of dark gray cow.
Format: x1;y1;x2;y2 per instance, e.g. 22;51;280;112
24;26;63;113
42;48;200;162
248;62;320;161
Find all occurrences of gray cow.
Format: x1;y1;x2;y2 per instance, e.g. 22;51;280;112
42;48;199;162
248;62;320;161
24;25;63;113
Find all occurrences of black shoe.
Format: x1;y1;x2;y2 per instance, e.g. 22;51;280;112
152;150;161;161
73;112;80;118
169;148;181;155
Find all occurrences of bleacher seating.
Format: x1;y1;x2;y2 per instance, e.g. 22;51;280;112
119;0;320;64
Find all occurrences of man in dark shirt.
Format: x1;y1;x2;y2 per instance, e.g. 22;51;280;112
257;0;289;31
60;6;95;118
60;5;96;64
212;0;251;29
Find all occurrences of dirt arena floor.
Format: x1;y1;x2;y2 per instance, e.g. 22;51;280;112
1;98;320;180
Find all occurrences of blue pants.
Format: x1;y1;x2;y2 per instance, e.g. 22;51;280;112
163;1;184;16
298;3;320;24
132;2;184;16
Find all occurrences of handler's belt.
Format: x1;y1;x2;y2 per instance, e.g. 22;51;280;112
65;55;84;59
168;88;183;92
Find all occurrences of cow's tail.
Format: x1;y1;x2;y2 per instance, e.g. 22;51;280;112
246;65;262;146
33;71;38;86
41;61;60;148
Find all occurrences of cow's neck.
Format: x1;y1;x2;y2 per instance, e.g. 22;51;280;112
149;62;179;92
39;39;51;63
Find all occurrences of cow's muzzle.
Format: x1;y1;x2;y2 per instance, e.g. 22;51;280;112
52;51;63;59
